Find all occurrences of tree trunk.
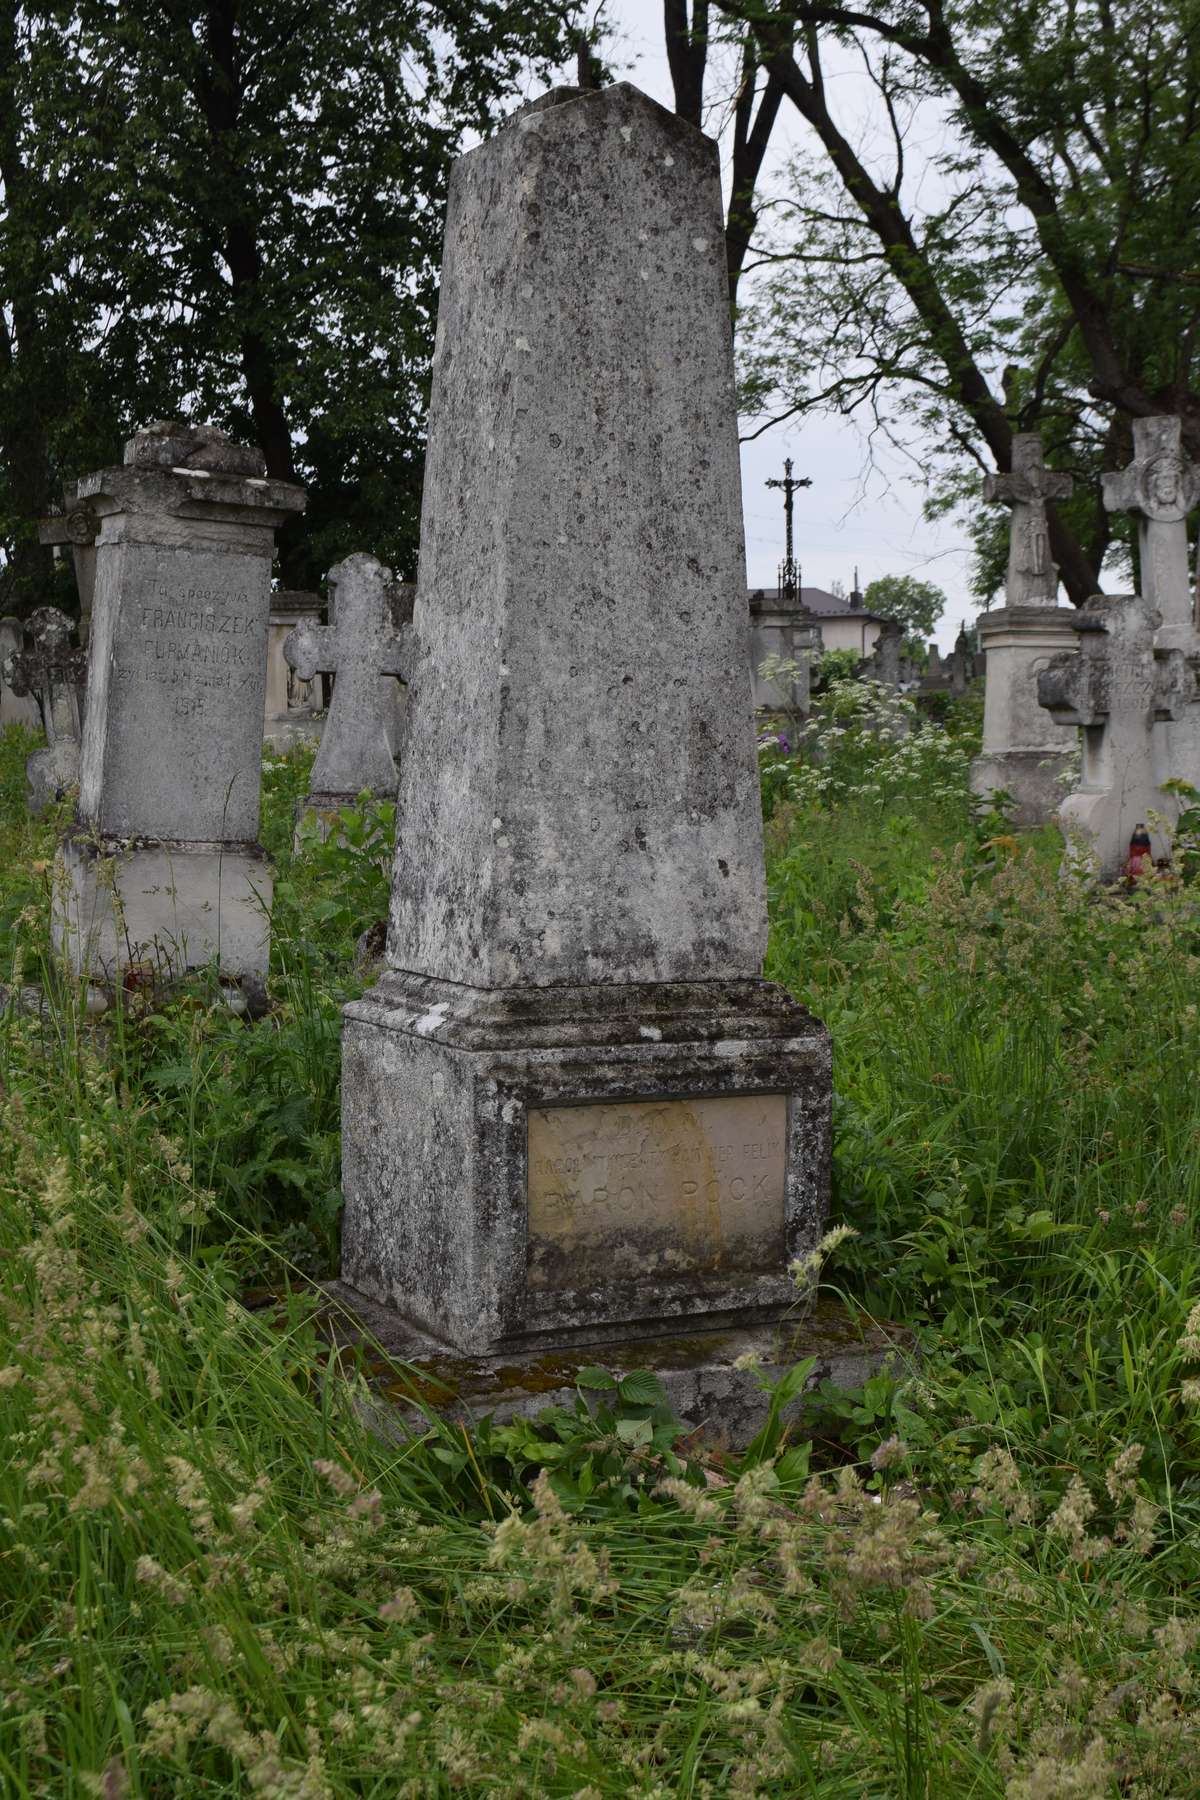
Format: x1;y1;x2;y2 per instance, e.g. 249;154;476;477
0;0;57;616
200;0;304;582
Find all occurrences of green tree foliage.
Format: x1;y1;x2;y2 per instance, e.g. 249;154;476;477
0;0;577;611
864;573;946;643
722;0;1200;603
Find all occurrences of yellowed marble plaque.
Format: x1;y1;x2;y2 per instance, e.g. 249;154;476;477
527;1095;787;1291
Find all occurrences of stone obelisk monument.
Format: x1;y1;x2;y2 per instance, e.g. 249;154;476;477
339;85;830;1360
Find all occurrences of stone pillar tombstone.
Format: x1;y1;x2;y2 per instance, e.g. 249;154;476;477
1038;593;1192;879
53;422;305;998
970;435;1078;825
747;587;817;733
339;85;830;1358
1102;415;1200;809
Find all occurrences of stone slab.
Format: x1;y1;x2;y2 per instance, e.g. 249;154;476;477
317;1284;913;1449
54;832;272;1000
341;971;830;1357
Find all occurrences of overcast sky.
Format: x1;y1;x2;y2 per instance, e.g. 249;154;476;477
578;0;979;648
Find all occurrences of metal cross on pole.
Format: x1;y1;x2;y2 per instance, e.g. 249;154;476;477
766;458;812;604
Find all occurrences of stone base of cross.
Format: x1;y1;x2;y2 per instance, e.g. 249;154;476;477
1038;592;1193;879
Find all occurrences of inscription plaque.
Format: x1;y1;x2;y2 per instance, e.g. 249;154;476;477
101;542;269;841
527;1094;787;1290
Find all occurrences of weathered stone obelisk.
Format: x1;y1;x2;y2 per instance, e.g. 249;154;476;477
339;85;830;1359
54;422;305;1002
970;435;1079;825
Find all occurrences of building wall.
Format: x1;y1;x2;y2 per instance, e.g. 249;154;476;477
816;615;882;657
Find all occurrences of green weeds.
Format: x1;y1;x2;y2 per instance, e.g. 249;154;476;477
2;718;1200;1795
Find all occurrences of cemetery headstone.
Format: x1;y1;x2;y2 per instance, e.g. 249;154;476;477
748;585;818;733
284;552;411;830
264;589;324;748
0;617;42;732
1038;593;1192;878
1102;415;1200;810
337;84;831;1363
3;608;87;813
971;435;1079;825
53;420;305;1001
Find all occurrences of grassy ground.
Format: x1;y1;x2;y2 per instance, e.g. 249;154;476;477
2;709;1200;1798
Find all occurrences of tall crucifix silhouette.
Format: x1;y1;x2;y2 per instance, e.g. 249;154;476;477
766;458;812;604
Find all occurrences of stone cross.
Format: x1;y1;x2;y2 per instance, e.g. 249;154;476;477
1102;415;1199;650
1038;592;1192;878
3;607;86;743
3;608;88;813
339;83;829;1361
984;434;1073;606
284;553;412;803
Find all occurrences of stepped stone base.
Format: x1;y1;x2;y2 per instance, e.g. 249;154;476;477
969;747;1072;828
318;1283;913;1448
53;830;272;1003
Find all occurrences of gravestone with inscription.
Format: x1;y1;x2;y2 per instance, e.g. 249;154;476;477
337;84;830;1362
1103;415;1200;819
970;435;1079;826
284;553;410;829
53;421;305;998
1038;592;1192;878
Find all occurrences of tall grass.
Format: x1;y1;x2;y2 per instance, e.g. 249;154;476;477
2;718;1200;1796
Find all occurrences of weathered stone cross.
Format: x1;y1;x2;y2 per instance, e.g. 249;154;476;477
1102;415;1199;650
2;607;88;813
284;552;415;801
1038;592;1192;878
3;607;86;744
983;434;1073;606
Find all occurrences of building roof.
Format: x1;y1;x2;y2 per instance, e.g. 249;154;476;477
748;585;888;625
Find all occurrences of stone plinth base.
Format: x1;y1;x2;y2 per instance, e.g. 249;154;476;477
340;973;831;1358
971;605;1079;827
53;830;272;1002
969;748;1071;827
293;789;392;850
317;1284;910;1448
27;738;80;816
